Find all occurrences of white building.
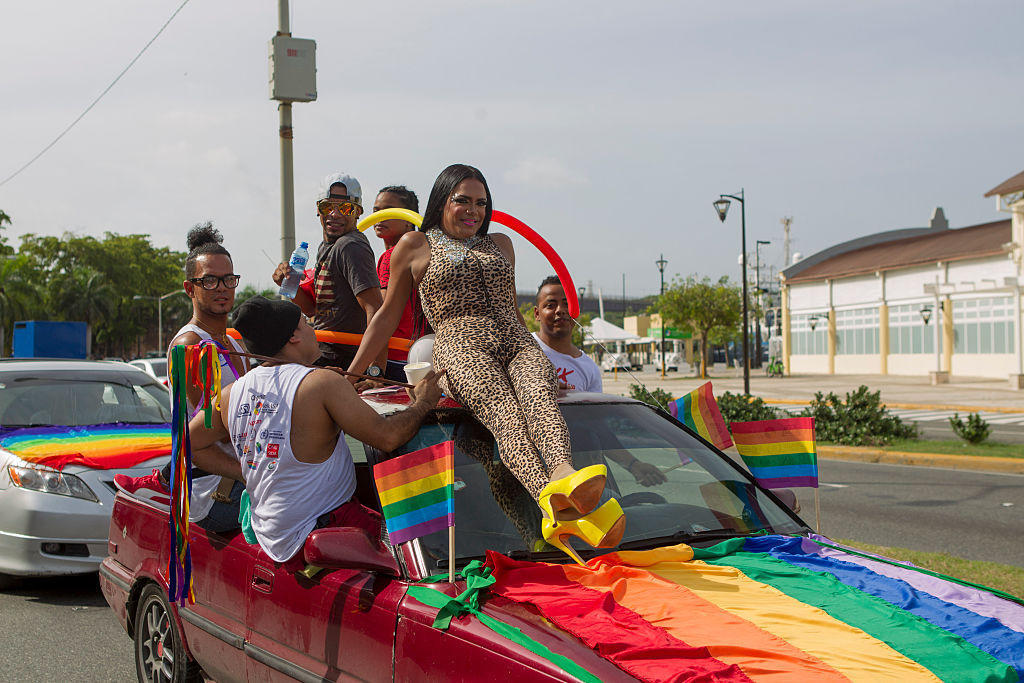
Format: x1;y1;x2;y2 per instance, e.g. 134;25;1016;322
780;170;1024;387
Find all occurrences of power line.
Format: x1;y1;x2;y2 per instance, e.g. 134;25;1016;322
0;0;193;188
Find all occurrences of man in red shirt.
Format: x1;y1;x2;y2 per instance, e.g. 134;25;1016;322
371;185;423;381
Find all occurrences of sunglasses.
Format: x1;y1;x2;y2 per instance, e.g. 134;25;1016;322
317;199;361;217
188;274;241;290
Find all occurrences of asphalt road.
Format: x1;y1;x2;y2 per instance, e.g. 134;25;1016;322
2;460;1022;682
804;458;1024;567
0;572;134;682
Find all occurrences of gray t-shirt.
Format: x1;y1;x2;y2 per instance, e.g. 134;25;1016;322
313;230;380;345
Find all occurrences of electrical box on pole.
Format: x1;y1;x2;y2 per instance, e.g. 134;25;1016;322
268;36;317;102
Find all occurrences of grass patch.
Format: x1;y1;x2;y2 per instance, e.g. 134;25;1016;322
879;439;1023;459
834;538;1024;600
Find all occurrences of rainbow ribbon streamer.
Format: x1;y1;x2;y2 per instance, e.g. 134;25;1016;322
165;342;223;604
668;381;733;450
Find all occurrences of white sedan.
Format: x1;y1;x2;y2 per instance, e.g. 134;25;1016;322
0;359;171;589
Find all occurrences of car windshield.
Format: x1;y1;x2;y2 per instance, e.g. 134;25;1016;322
390;401;807;570
0;370;171;427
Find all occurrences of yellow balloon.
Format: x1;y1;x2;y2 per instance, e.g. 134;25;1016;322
356;208;423;232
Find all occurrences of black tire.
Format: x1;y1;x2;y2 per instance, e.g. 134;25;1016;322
133;583;202;683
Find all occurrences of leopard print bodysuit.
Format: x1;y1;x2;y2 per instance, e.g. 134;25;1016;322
419;228;572;499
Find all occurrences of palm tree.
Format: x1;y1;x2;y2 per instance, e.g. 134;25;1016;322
0;255;38;355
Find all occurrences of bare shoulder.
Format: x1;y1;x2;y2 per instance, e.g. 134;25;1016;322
168;330;201;347
395;230;429;252
489;231;513;249
303;367;355;393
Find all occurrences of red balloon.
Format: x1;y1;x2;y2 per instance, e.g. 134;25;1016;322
490;210;580;319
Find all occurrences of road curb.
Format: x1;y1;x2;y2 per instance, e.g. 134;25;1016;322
765;398;1024;415
819;445;1024;474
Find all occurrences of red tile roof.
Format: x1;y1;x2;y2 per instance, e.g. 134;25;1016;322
985;170;1024;197
784;220;1011;283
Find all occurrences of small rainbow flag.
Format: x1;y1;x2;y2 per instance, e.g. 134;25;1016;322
732;416;817;488
668;381;733;450
374;441;454;545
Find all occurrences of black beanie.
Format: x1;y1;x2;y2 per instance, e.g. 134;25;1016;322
233;296;302;357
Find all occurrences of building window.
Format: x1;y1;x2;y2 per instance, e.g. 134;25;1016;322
953;297;1015;355
889;303;938;354
835;307;879;355
791;313;827;355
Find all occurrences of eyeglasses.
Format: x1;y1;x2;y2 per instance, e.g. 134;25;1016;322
188;274;241;290
317;199;361;217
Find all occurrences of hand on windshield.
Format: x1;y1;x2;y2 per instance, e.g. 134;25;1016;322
354;378;387;393
630;460;668;487
408;369;445;408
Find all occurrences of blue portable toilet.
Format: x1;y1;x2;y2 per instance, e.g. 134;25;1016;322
12;321;89;359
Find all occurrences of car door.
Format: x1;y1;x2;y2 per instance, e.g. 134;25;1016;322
244;432;405;682
176;528;255;682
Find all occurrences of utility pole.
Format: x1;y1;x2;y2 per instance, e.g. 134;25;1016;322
781;216;792;268
277;0;295;264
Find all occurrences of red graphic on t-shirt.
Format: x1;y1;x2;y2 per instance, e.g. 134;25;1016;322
556;367;577;390
266;443;280;458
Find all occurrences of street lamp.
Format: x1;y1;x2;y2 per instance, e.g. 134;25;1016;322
656;254;667;377
919;306;933;325
714;189;750;395
754;240;771;369
133;289;185;352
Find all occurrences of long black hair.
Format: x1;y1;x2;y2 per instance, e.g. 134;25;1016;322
418;164;492;236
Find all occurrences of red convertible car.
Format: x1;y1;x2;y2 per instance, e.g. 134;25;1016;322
98;390;815;682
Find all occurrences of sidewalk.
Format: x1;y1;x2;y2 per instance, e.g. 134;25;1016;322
600;367;1024;412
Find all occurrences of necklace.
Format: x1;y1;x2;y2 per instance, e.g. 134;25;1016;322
432;228;481;264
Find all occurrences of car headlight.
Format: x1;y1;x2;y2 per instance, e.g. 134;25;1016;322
7;465;99;503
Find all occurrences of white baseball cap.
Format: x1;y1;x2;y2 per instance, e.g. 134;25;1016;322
317;172;362;204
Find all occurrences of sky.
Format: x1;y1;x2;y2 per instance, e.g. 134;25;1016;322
1;0;1022;303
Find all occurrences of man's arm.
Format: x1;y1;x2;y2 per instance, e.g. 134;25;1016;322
184;385;242;480
354;287;389;370
315;367;444;452
273;262;315;317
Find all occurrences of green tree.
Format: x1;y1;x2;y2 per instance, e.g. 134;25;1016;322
654;275;741;378
0;253;44;355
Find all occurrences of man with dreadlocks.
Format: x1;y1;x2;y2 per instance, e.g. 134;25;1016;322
115;223;250;531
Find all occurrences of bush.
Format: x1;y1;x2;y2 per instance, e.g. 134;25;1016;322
800;385;917;446
949;412;990;444
628;384;674;410
718;391;779;423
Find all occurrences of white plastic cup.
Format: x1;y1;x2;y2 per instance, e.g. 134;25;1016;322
404;361;432;385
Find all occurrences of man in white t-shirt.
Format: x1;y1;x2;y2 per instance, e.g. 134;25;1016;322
531;276;603;393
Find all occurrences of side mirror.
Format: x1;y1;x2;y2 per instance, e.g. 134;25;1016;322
771;488;801;514
303;527;400;577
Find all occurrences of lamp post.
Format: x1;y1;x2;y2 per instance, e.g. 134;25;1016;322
656;254;667;378
133;289;185;352
714;189;750;395
754;240;771;368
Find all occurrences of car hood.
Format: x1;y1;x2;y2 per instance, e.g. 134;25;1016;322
400;582;632;681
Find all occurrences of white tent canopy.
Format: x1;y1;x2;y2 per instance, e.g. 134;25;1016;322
583;317;642;344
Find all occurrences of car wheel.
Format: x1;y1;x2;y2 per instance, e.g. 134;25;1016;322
133;584;201;683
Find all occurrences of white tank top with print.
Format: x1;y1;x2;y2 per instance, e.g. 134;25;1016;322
227;364;355;562
171;323;248;521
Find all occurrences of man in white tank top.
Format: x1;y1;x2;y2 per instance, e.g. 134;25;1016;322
187;296;444;569
116;225;250;531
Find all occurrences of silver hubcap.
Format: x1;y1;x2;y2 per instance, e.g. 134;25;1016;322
139;600;174;682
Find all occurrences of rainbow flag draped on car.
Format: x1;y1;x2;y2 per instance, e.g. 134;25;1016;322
0;423;171;470
731;416;818;488
668;381;733;450
374;441;454;545
484;535;1024;683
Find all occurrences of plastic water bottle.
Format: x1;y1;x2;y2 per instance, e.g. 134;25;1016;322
278;241;309;299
